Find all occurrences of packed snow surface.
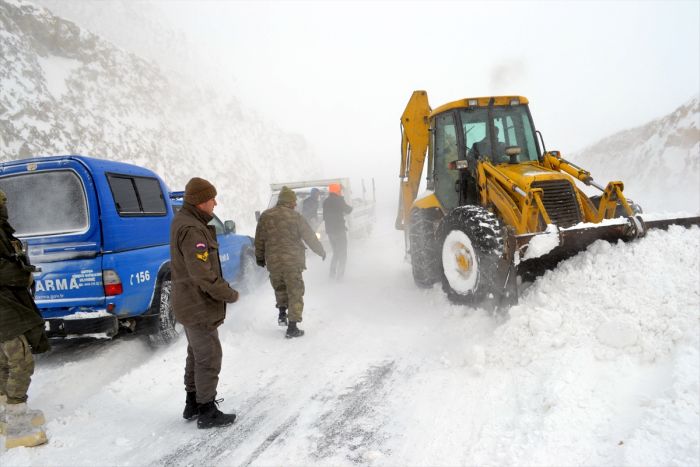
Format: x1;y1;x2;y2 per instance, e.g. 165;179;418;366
1;220;698;466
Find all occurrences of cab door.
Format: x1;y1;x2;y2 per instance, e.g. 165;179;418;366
431;111;460;210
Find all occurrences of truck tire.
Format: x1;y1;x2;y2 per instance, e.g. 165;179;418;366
409;208;443;287
148;278;181;346
236;248;263;293
438;206;505;305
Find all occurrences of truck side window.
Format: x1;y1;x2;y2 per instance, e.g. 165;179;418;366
107;174;166;216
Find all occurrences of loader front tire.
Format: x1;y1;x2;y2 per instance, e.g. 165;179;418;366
409;208;443;287
438;206;505;305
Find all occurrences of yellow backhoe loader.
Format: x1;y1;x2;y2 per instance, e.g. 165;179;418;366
397;90;700;307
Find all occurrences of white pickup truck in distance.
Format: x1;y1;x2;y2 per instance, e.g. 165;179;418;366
257;178;376;242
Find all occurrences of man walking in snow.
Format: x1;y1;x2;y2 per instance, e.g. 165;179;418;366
170;178;239;429
255;186;326;338
322;183;353;280
0;190;50;449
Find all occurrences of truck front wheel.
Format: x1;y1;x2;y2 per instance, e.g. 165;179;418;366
438;206;505;305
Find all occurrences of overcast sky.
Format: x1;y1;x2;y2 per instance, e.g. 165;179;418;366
159;0;699;195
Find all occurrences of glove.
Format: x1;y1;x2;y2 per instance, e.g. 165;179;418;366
256;258;265;268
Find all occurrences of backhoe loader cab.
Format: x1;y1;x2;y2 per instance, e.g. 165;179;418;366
397;90;700;308
429;98;541;211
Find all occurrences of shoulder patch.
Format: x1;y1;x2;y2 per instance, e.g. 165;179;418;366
195;250;209;262
195;242;207;250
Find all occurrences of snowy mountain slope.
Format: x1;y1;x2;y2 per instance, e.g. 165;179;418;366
32;0;196;82
1;218;697;466
0;0;321;231
573;96;700;214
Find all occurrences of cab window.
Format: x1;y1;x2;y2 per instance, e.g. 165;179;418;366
0;170;89;237
107;174;166;216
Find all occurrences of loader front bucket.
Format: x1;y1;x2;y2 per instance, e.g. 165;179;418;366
511;215;700;280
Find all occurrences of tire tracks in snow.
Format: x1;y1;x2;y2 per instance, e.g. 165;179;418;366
310;360;396;463
153;360;397;466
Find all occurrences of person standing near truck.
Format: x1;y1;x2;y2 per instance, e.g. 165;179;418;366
170;178;239;429
322;183;353;280
0;190;50;449
255;186;326;338
302;188;321;229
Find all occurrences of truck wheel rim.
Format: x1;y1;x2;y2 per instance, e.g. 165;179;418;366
442;230;478;294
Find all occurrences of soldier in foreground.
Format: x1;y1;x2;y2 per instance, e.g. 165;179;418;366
170;178;239;429
255;186;326;338
0;190;50;449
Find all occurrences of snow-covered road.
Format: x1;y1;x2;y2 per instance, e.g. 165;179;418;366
2;220;699;466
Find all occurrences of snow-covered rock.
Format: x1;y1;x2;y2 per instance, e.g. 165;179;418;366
0;0;322;232
574;96;700;214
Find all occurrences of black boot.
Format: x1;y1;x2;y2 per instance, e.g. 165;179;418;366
183;391;198;420
277;306;288;326
285;321;305;339
197;399;236;429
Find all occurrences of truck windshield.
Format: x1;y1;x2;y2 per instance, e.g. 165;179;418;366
461;105;539;163
0;170;89;237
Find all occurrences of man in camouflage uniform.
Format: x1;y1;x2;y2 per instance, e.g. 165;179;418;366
0;190;50;449
171;178;239;429
255;186;326;338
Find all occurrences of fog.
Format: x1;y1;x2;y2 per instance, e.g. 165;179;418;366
153;0;699;207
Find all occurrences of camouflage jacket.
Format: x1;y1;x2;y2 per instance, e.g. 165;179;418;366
255;201;325;273
170;203;238;329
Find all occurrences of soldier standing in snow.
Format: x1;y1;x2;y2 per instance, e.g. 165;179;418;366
170;178;239;429
0;190;50;449
255;186;326;338
302;188;321;229
322;183;353;280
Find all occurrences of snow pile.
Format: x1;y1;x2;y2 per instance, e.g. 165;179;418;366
462;225;700;465
489;226;698;367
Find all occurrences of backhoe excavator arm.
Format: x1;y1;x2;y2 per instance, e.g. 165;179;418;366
396;91;431;230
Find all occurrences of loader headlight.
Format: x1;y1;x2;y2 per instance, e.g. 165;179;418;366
468;99;478;107
510;98;520;106
448;160;469;170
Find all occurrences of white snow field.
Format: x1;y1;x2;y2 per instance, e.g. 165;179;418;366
1;215;698;466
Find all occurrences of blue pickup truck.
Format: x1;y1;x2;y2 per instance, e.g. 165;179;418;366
0;155;256;344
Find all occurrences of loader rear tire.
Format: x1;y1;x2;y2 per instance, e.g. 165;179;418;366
408;208;443;288
438;206;505;305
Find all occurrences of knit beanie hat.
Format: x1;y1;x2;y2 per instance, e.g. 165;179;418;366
184;177;217;205
277;186;297;205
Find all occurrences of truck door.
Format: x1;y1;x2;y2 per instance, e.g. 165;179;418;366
432;111;460;210
208;215;247;282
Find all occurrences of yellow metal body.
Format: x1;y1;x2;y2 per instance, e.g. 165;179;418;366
396;90;636;236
